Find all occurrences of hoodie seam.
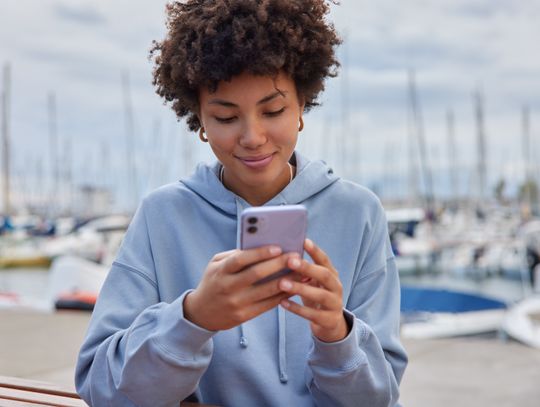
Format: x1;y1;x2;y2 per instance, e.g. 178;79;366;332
308;350;365;373
150;336;201;363
112;261;158;289
355;259;391;283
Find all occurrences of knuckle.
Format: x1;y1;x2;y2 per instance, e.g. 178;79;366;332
227;254;242;270
321;269;333;285
231;309;246;323
226;295;241;309
207;266;219;278
250;264;266;282
218;283;232;296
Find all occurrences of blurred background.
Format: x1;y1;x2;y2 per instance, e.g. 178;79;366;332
1;1;540;406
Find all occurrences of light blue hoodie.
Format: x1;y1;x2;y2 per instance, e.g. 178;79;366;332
75;152;407;406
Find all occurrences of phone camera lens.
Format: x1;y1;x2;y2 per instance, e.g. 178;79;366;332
247;217;258;225
247;226;257;234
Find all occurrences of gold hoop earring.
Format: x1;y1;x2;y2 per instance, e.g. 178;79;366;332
199;127;208;142
298;117;304;132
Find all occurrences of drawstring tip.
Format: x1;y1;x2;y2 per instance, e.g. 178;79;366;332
239;336;248;348
279;373;288;384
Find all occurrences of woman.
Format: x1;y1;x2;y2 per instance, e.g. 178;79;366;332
75;1;407;406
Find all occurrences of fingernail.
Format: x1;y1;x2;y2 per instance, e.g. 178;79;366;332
269;246;282;255
301;276;311;283
290;258;301;268
281;279;293;290
281;299;290;308
305;239;314;249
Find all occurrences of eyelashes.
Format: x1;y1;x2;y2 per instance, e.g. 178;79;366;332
214;107;286;123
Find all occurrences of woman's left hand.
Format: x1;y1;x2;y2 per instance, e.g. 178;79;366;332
279;239;349;343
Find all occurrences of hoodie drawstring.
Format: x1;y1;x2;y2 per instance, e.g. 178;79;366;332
239;324;249;348
278;305;288;383
237;308;288;384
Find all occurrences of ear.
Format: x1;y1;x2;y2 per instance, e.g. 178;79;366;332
298;95;306;111
196;111;204;129
298;100;306;117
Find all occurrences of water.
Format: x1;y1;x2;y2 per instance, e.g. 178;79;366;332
0;267;51;308
401;272;528;304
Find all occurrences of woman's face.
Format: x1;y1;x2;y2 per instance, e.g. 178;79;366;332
198;71;304;205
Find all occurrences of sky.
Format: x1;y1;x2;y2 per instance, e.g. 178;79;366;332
1;0;539;213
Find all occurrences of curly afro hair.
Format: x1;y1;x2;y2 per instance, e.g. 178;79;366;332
150;0;342;131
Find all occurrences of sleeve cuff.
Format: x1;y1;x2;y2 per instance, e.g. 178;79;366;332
153;290;217;360
309;309;368;371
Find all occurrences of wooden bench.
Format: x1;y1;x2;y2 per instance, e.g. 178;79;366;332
0;376;86;406
0;376;214;406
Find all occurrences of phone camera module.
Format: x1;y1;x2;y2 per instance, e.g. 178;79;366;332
247;217;258;225
247;226;258;234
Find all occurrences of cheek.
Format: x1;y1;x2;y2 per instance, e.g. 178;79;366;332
206;125;238;150
271;118;299;145
208;137;235;154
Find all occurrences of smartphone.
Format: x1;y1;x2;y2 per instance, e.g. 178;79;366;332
240;205;307;283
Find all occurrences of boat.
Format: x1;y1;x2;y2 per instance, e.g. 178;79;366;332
400;285;508;339
0;254;51;269
54;291;97;311
47;255;108;311
501;295;540;349
0;214;129;269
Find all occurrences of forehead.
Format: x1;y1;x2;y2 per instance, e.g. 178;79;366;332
199;71;297;105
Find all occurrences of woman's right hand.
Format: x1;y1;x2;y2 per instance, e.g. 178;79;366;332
183;246;299;331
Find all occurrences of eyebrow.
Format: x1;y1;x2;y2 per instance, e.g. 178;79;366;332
208;91;287;107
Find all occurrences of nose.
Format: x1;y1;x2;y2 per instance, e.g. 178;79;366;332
239;117;267;149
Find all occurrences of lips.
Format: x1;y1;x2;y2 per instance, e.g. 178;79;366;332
237;153;274;169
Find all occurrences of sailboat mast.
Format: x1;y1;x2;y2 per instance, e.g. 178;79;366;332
2;63;11;216
340;30;351;181
473;89;487;205
408;70;434;215
48;92;59;216
122;71;138;210
406;85;419;206
64;136;73;214
446;109;458;207
522;105;533;210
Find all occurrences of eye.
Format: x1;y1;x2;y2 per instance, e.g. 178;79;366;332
265;107;285;117
215;116;237;123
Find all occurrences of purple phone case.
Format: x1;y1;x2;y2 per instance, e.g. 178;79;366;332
240;205;307;283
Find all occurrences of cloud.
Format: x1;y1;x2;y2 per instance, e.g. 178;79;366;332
53;2;106;25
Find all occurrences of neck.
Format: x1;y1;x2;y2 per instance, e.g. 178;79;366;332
220;163;295;206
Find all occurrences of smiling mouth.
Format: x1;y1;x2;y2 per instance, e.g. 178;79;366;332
237;153;274;169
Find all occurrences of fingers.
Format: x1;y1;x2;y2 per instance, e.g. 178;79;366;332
278;278;341;310
235;252;300;287
211;249;238;262
280;298;349;342
237;271;299;305
242;292;291;321
285;256;341;293
280;298;334;325
220;245;283;274
304;238;333;268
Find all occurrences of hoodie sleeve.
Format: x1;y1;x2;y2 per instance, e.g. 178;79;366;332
75;200;215;407
305;204;408;407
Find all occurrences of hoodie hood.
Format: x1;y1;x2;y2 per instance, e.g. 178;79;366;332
181;151;339;212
